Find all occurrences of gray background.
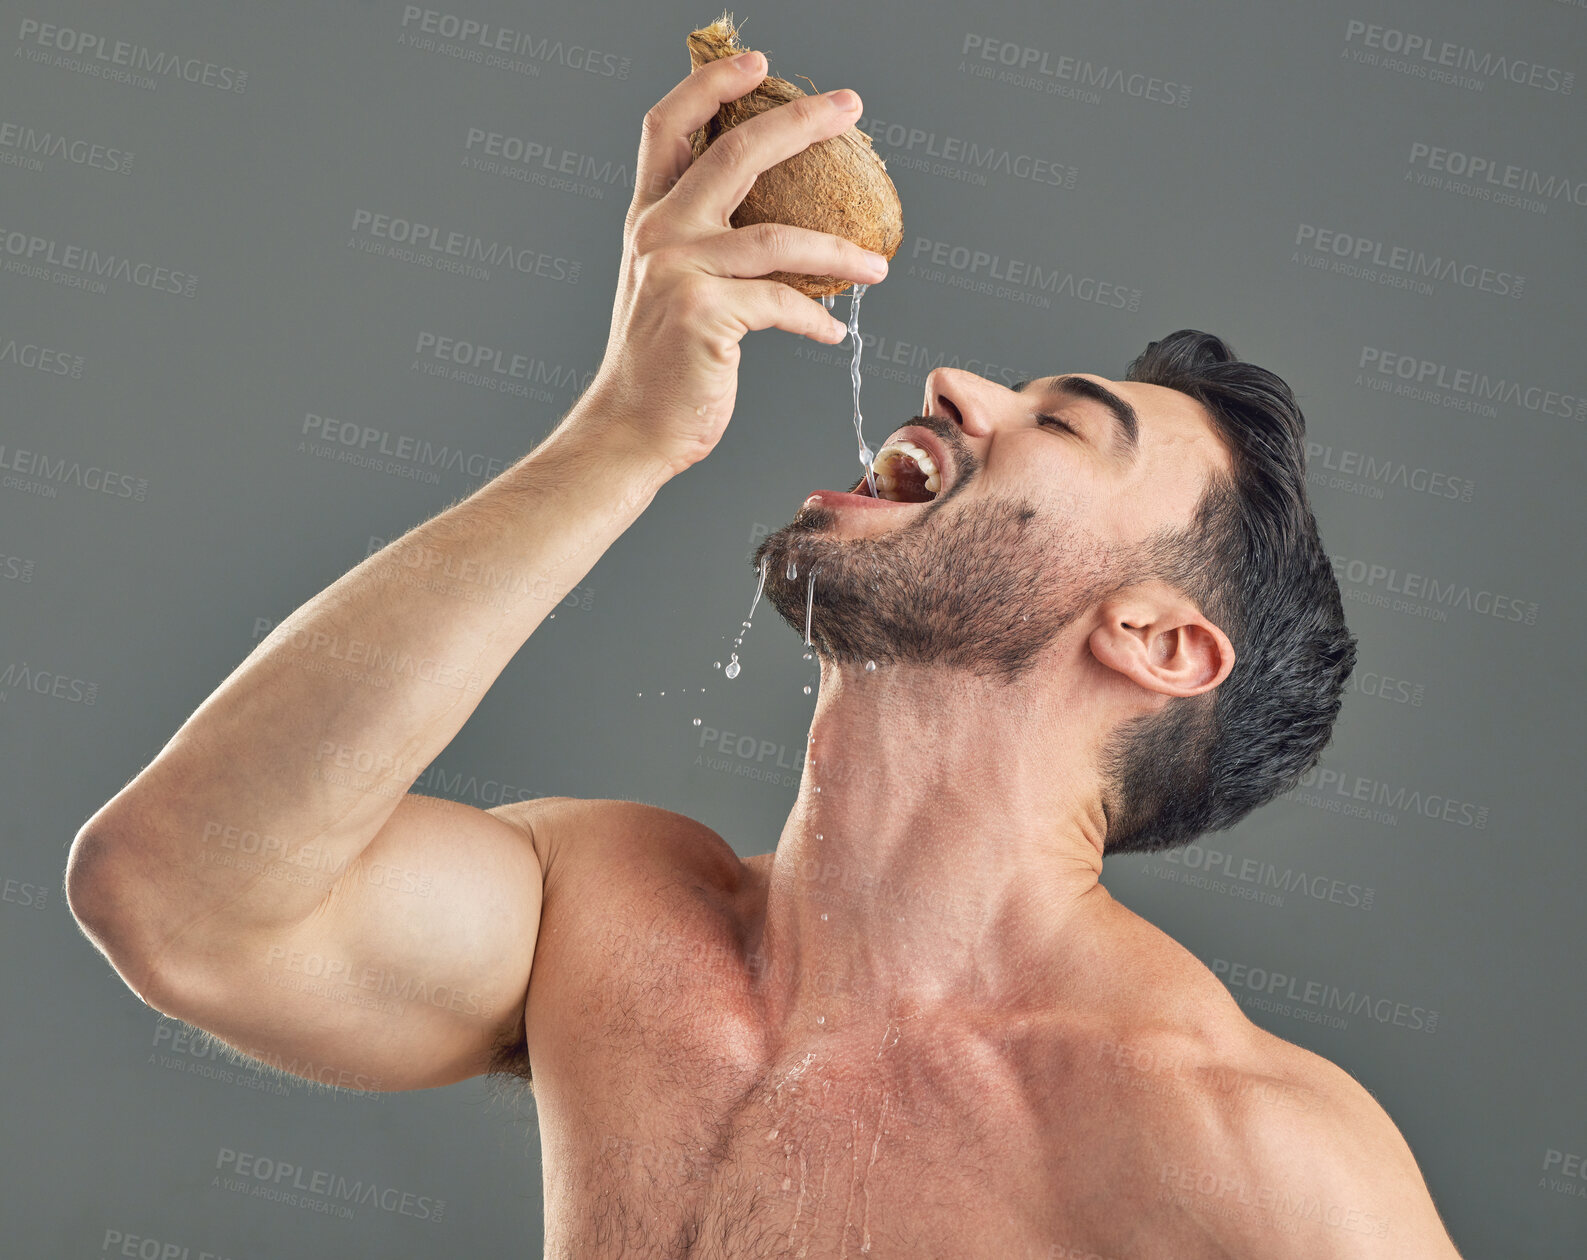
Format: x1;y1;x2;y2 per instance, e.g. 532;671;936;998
3;0;1584;1255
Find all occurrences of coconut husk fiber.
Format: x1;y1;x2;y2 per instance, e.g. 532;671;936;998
686;12;903;299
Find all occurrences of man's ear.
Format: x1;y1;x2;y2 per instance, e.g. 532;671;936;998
1087;581;1235;698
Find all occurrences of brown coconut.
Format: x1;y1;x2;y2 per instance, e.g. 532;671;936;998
686;12;903;299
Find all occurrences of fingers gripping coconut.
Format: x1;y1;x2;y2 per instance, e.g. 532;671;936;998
583;15;903;481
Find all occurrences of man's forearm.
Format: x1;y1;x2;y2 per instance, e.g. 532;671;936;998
69;391;670;939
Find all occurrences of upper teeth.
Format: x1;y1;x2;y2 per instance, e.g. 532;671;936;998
872;438;942;496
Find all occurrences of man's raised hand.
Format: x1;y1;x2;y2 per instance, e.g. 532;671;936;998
579;51;889;480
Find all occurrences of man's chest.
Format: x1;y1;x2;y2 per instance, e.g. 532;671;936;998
535;1023;1068;1259
517;851;1257;1257
525;929;1158;1259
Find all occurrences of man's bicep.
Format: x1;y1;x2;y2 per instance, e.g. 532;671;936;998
142;792;552;1093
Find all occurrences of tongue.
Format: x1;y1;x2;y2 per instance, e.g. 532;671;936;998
886;455;934;503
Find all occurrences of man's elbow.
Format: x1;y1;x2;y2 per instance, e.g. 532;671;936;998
64;826;164;1006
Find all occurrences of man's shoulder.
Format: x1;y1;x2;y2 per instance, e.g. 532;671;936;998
489;794;749;890
1059;906;1460;1255
1093;1008;1462;1257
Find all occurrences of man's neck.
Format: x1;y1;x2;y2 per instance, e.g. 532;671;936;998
752;656;1116;1033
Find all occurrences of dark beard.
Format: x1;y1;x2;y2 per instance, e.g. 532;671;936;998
750;420;1125;684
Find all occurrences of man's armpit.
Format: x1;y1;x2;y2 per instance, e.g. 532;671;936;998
485;1012;533;1093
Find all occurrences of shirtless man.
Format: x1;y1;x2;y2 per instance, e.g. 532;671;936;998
66;52;1464;1258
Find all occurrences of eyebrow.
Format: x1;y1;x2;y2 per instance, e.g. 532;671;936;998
1012;374;1140;459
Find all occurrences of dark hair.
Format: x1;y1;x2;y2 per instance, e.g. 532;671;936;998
1096;330;1358;855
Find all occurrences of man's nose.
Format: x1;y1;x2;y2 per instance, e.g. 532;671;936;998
923;367;1006;439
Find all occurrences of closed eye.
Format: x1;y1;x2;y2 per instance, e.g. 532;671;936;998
1036;414;1076;435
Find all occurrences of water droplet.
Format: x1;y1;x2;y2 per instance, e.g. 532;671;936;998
717;557;769;681
692;718;702;726
816;1015;825;1024
749;555;768;617
786;557;798;580
865;660;876;672
803;569;816;648
637;692;642;697
820;913;828;921
660;691;665;696
814;786;821;793
548;613;556;619
803;685;812;695
816;833;823;839
713;661;722;670
802;650;813;661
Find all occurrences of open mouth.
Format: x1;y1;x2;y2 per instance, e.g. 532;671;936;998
851;436;943;503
